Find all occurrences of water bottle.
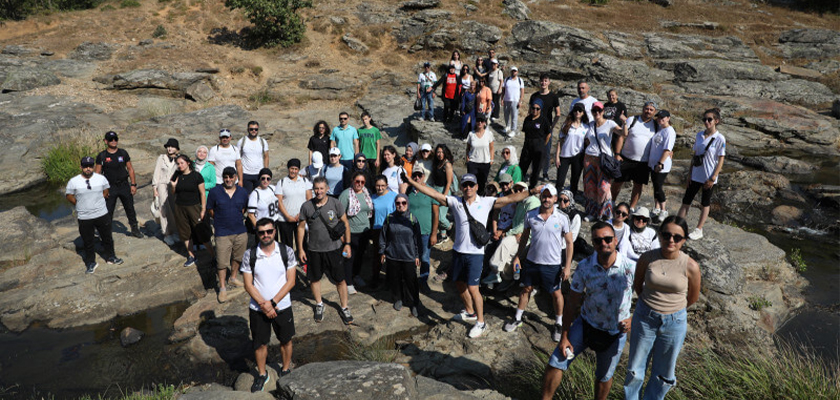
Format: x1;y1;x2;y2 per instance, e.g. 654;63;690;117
513;262;521;280
565;347;574;360
342;251;349;258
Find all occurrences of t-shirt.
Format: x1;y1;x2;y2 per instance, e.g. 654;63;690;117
624;227;661;262
248;186;279;221
559;124;587;158
66;173;109;220
372;191;398;229
206;185;249;236
299;197;345;252
585;120;619;157
461;74;473;92
207;144;241;184
443;73;459;99
382;165;405;193
503;76;524;103
529;91;560;121
96;148;131;184
418;71;437;91
690;131;726;184
570;96;599;122
522;114;551;152
467;130;494;164
172;171;204;206
602;101;627;125
237;136;268;175
648;126;676;173
307;135;330;161
488;69;504;92
240;242;297;311
447;195;497;254
408;187;438;235
497;200;516;231
622;116;657;162
330;126;359;161
339;189;372;233
358;126;381;160
324;165;346;195
524;208;571;265
276;176;312;222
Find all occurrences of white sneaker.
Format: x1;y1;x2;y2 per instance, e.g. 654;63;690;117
468;322;487;338
347;285;357;295
454;310;478;322
688;228;704;240
503;127;510;134
584;215;596;222
659;210;669;220
651;209;661;217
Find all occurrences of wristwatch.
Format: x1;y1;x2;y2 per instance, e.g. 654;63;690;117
130;183;137;187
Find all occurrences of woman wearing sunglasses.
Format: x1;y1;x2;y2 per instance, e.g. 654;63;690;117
609;202;632;256
624;215;701;400
339;171;374;295
495;145;522;184
582;101;622;222
623;207;660;262
519;98;552;189
379;194;424;317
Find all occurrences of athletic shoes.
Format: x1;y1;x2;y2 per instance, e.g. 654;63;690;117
130;225;144;238
163;234;176;246
689;228;704;240
340;307;354;325
106;257;124;265
217;289;227;304
454;310;478;322
393;300;403;311
552;324;563;342
314;303;325;322
503;319;523;332
658;210;669;221
184;256;196;267
85;262;98;274
347;285;357;295
410;306;419;318
468;322;487;338
251;373;270;393
481;273;502;286
279;369;291;378
584;215;596;222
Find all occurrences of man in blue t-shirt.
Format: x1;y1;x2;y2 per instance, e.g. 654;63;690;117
207;167;250;303
330;111;359;169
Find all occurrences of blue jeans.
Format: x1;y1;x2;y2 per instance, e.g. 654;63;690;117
548;316;626;382
421;92;435;120
418;234;431;281
624;301;687;400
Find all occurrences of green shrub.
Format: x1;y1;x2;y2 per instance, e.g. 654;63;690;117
41;130;104;184
747;295;772;311
224;0;313;48
789;247;807;273
100;4;115;10
2;0;103;20
152;24;167;38
120;0;141;8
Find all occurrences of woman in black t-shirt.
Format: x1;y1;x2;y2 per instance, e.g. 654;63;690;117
170;154;206;267
308;121;331;165
519;98;552;188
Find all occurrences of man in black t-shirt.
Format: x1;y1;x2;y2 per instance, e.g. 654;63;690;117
95;131;143;238
528;74;561;182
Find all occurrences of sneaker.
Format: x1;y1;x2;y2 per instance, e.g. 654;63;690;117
438;231;449;243
410;306;419;318
347;285;357;295
184;256;196;267
130;225;144;238
454;310;478;322
250;373;270;393
659;210;669;220
85;262;98;274
217;289;228;303
552;323;563;342
689;228;704;240
353;276;367;288
106;257;124;265
481;273;502;286
468;322;487;338
584;215;596;222
279;369;291;378
393;300;402;311
340;307;354;325
163;234;176;246
433;272;448;283
314;303;325;322
503;318;523;332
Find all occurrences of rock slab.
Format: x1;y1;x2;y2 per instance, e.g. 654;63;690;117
274;361;418;399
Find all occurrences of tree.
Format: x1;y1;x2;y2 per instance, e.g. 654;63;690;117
225;0;312;48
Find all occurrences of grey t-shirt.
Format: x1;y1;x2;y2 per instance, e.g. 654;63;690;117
299;196;345;253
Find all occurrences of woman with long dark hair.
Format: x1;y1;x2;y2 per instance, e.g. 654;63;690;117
466;114;495;194
555;102;589;197
339;170;373;294
308;120;331;165
170;154;206;267
582;101;622;221
380;145;407;194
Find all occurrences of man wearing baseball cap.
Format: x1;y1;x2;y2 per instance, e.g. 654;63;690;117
95;131;143;238
66;156;123;274
612;101;658;209
207;166;251;303
208;128;244;188
404;172;542;338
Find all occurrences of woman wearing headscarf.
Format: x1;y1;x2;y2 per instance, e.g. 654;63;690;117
558;189;581;244
495;145;522;184
379;193;423;317
153;138;180;245
194;145;216;198
400;142;419;178
339;170;374;295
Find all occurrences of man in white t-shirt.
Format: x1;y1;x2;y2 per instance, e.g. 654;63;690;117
502;66;525;136
237;121;269;193
241;218;297;392
65;156;123;274
417;62;438;121
488;59;504;122
612;101;657;209
404;173;541;338
208;128;244;187
569;80;599;123
505;184;573;342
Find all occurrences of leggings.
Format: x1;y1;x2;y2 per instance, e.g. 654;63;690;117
344;230;370;285
651;171;668;203
519;146;544;189
467;162;491;194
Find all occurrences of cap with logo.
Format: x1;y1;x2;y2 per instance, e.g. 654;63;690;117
461;174;478;184
81;156;95;166
219;129;232;137
104;131;118;141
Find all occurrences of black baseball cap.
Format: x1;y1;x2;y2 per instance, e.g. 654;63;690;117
104;131;118;141
81;156;95;166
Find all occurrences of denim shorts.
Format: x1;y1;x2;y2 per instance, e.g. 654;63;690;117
451;251;483;286
521;259;561;293
548;316;627;382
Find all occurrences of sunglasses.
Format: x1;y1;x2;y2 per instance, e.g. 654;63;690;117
356;159;366;162
85;179;91;190
634;217;650;223
339;117;348;121
354;179;366;184
395;201;408;205
461;182;477;188
260;176;272;181
592;236;614;244
616;211;628;217
531;107;541;110
593;109;604;113
502;150;510;154
330;154;340;157
573;109;584;113
107;138;118;142
559;198;570;204
257;229;275;236
248;128;259;132
703;117;715;122
660;231;685;243
421;149;431;153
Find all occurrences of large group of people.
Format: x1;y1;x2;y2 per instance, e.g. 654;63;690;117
64;49;726;397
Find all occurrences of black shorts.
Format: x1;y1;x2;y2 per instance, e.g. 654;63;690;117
682;180;715;207
249;307;295;348
615;159;649;185
307;249;345;283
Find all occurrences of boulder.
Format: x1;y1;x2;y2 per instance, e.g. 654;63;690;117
408;119;467;161
403;19;502;52
342;34;370;53
506;21;610;61
292;74;366;100
771;205;804;227
39;59;98;79
502;0;530;21
0;207;57;271
644;33;758;61
777;64;822;79
683;238;743;295
70;42;115;61
778;29;840;59
714;170;794;225
833;99;840;119
95;69;212;94
181;391;273;400
275;362;418;399
1;67;60;92
124;105;250;143
675;79;835;107
804;59;840;75
356;94;414;136
606;32;645;59
736;155;817;175
672;59;782;82
185;81;216;102
120;327;145;347
401;0;440;9
2;45;37;56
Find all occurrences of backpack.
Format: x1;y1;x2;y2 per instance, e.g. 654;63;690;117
626;115;659;134
238;136;267;158
249;242;291;272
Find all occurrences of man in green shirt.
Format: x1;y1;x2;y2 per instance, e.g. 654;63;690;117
407;164;439;292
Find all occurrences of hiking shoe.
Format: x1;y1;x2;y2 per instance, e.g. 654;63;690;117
688;228;704;241
454;310;478;322
130;225;144;238
584;215;596;222
552;323;563;342
163;234;176;246
340;307;354;325
503;318;523;332
279;369;291;378
347;285;357;295
393;300;403;311
85;262;98;274
228;278;243;288
217;289;228;303
314;303;325;322
410;306;419;318
251;373;270;393
184;256;196;267
106;257;124;265
468;322;487;338
659;210;669;221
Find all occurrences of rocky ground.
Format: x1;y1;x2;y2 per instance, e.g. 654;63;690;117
0;0;837;397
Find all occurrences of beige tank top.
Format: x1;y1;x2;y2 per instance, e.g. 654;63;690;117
641;250;689;314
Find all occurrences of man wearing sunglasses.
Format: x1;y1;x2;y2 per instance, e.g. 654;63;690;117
207;167;250;303
541;221;635;400
66;156;123;274
331;112;359;170
237;121;269;194
404;172;542;338
95;131;143;238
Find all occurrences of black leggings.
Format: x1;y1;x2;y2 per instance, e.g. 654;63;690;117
651;171;668;203
344;230;370;285
386;259;420;307
556;152;584;194
682;180;714;207
519;146;544;189
467;162;491;194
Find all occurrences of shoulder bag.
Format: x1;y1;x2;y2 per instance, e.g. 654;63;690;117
316;202;346;241
460;197;491;247
691;137;715;167
594;123;622;179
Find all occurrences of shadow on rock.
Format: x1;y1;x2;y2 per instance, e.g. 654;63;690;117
198;312;253;372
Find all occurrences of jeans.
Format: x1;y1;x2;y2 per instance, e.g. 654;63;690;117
651;171;668;203
78;214;115;264
548;316;626;382
421;92;435;120
624;301;687;400
419;234;431;281
556;152;585;194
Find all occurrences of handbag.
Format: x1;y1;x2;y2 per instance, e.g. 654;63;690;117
414;98;422;111
692;137;715;167
594;123;621;179
150;196;161;219
582;318;621;352
460;197;491;247
316;204;346;241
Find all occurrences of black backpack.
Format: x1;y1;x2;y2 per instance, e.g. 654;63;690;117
248;242;291;271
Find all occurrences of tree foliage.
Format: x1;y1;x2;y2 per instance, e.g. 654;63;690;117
1;0;102;20
224;0;312;48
